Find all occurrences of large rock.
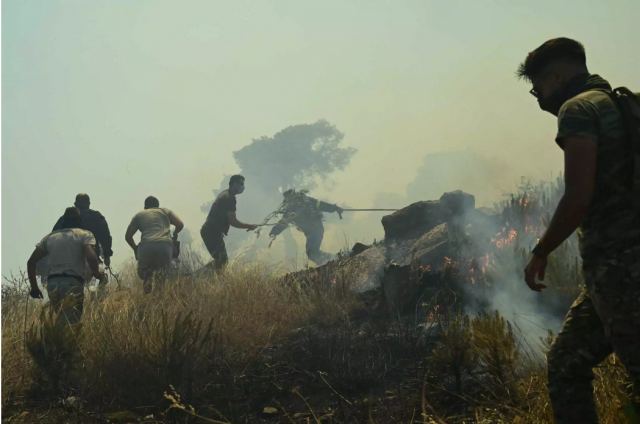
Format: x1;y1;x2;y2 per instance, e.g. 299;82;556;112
282;190;478;311
348;245;387;293
381;191;475;241
383;223;450;268
381;201;446;241
439;190;475;216
409;223;451;269
382;264;420;315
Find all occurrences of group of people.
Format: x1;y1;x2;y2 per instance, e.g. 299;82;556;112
26;193;187;325
26;175;344;324
200;175;344;269
22;37;640;422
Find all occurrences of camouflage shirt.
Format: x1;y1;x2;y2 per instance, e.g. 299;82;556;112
556;74;640;261
272;192;338;235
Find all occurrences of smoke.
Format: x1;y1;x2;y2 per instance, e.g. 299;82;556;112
333;149;519;253
407;150;516;207
476;279;565;354
176;227;193;245
201;120;356;265
395;150;569;350
458;179;575;353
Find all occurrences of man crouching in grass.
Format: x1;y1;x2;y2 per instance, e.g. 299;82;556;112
27;207;104;327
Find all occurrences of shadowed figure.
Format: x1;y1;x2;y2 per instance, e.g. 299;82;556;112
268;189;343;265
200;175;258;272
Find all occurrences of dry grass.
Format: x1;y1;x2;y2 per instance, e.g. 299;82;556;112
3;260;632;423
2;179;635;422
1;262;367;422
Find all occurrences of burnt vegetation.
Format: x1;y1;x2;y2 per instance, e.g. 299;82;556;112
2;179;633;423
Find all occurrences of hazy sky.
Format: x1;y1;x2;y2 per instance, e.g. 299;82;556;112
3;0;639;274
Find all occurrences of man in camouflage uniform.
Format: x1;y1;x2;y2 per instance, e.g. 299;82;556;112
269;189;343;265
520;38;640;423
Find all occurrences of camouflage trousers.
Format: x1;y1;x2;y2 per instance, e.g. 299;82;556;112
547;246;640;423
302;221;332;265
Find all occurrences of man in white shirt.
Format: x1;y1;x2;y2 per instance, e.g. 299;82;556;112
125;196;184;293
27;207;103;326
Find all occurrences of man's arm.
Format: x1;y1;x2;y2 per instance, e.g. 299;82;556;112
84;244;101;279
99;215;113;257
317;200;343;218
227;211;257;231
536;136;597;255
525;136;597;291
269;217;290;238
125;221;138;252
27;247;47;298
167;211;184;239
95;214;113;265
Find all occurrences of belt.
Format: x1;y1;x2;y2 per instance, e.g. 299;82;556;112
48;273;85;284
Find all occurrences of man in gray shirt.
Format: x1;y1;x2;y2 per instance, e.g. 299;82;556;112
125;196;184;293
27;207;103;327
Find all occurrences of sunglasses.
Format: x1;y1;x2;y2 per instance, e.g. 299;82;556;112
529;70;556;99
529;87;541;99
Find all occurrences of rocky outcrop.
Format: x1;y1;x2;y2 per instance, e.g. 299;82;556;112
381;191;475;242
286;190;494;316
348;244;387;293
381;200;446;242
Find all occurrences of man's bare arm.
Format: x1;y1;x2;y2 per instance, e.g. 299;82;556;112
168;211;184;239
84;244;101;278
27;247;48;295
227;211;257;231
125;222;138;251
535;136;597;256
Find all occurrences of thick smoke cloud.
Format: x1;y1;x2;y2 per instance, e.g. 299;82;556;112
407;150;515;207
201;120;356;265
